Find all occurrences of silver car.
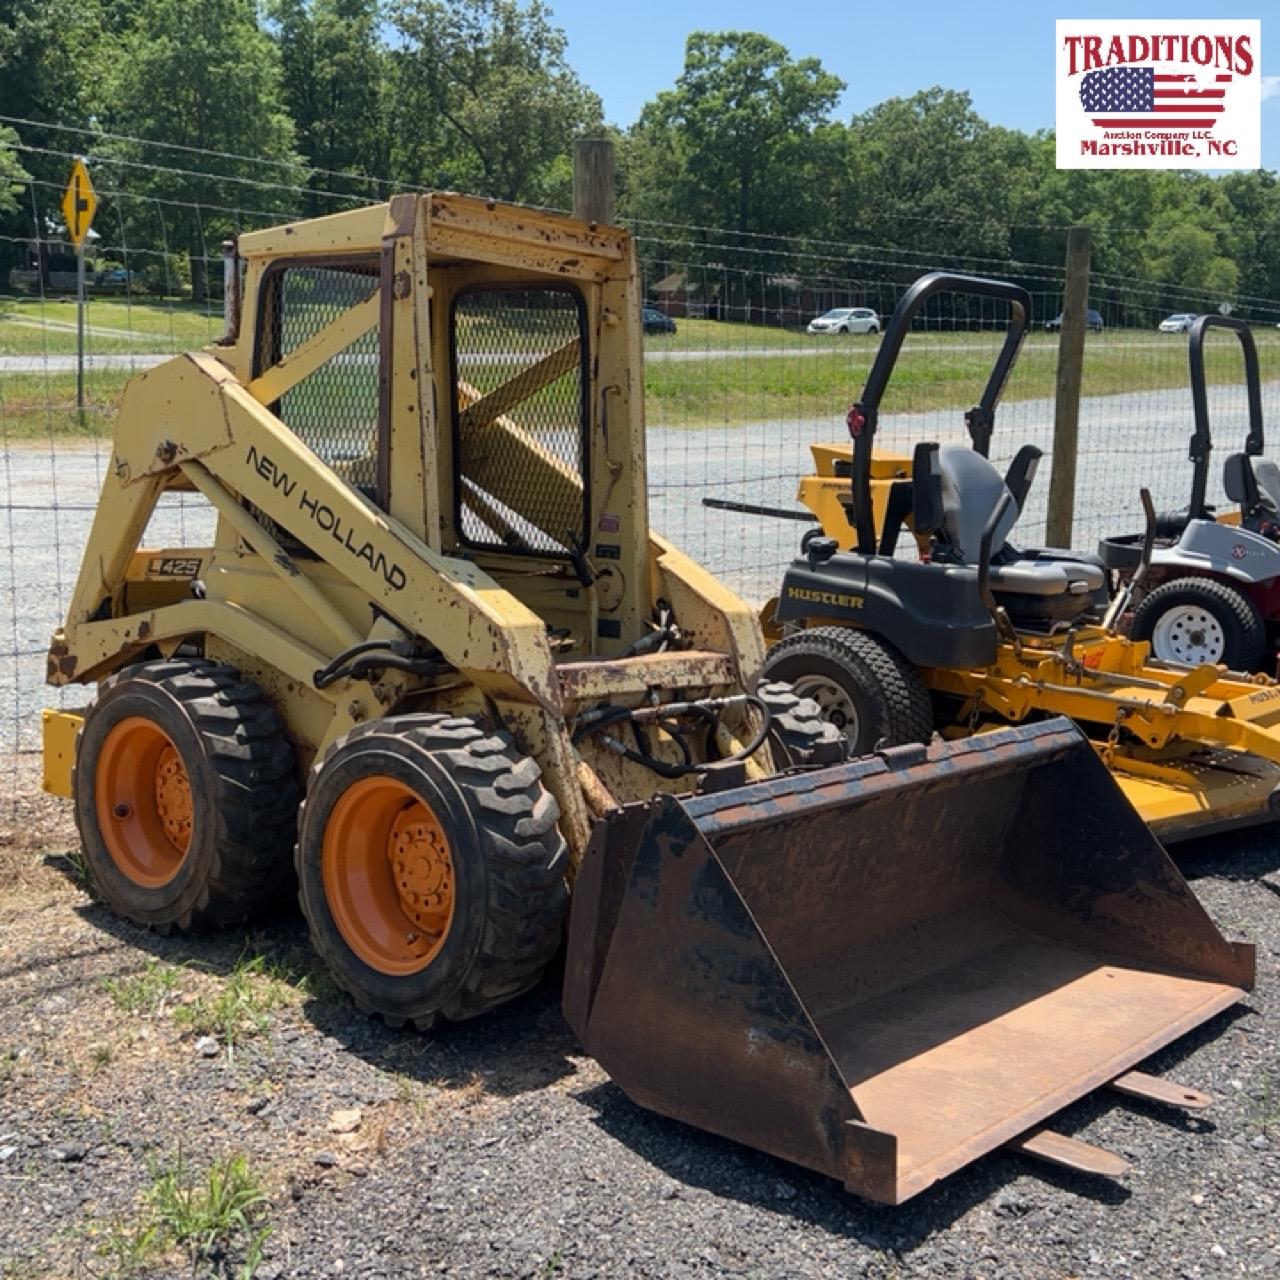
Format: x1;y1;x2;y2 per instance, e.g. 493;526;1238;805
1159;313;1199;333
807;306;880;335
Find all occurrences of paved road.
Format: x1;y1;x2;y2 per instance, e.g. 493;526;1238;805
0;336;1205;375
4;378;1278;751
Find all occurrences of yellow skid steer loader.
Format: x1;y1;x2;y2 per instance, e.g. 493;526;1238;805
42;206;1251;1204
758;271;1280;844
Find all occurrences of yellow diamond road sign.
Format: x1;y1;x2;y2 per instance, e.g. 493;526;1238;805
61;158;97;251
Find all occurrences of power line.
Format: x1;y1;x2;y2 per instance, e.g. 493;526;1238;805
4;139;380;207
0;112;420;195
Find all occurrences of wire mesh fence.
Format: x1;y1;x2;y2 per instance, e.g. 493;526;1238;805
4;148;1280;765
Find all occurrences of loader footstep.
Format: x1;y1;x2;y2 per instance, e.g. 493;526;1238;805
1005;1129;1129;1179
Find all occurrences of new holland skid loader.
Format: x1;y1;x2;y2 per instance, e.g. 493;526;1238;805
1100;314;1280;673
759;271;1280;842
43;206;1252;1205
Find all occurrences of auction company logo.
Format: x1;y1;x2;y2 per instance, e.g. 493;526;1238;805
1056;20;1261;169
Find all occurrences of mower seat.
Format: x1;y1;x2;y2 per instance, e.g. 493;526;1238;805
934;446;1103;623
935;445;1104;591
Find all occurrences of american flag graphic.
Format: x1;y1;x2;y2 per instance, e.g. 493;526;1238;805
1080;66;1230;130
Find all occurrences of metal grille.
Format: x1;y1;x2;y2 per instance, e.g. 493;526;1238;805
452;287;588;556
259;261;381;477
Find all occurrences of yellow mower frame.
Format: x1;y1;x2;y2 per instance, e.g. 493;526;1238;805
763;272;1280;842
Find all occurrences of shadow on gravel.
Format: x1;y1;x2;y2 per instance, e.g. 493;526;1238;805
574;1077;1139;1248
55;858;583;1098
1173;826;1280;884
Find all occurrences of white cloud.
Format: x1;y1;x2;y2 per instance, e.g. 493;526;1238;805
1263;75;1280;101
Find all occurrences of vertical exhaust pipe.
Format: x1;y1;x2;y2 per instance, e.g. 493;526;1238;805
219;239;241;346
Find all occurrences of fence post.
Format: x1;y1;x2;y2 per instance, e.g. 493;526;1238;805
1046;225;1091;548
573;138;615;225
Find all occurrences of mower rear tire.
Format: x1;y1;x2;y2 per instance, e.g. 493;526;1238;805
295;713;568;1029
761;627;933;756
1131;578;1266;671
73;658;299;932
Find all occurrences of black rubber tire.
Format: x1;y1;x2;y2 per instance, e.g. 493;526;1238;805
295;713;568;1029
1131;577;1267;671
760;627;933;756
755;680;847;765
73;658;299;932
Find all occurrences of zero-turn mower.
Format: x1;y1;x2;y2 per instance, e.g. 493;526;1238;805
759;271;1280;843
1100;314;1280;673
42;210;1252;1205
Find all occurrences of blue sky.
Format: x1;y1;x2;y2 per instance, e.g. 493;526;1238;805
549;1;1278;169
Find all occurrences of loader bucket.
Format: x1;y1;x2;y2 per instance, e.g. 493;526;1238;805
563;719;1254;1205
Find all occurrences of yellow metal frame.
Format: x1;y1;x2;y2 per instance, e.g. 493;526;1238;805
45;193;770;866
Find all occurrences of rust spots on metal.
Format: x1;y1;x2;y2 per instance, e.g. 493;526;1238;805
563;719;1253;1204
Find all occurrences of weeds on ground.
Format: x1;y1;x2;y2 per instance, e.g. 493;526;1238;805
174;953;296;1053
103;959;183;1015
93;1147;272;1278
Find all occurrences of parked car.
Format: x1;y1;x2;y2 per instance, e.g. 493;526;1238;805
1159;313;1199;333
1045;308;1104;333
642;306;676;335
807;306;880;335
94;267;135;292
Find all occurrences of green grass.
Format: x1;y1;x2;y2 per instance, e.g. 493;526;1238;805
173;953;297;1053
103;959;184;1016
0;294;222;356
645;328;1280;426
94;1148;272;1279
5;322;1279;439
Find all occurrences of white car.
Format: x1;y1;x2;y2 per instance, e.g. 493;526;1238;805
807;307;880;335
1159;313;1199;333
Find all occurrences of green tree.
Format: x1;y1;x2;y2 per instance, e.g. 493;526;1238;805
269;0;391;212
626;31;844;236
101;0;305;299
0;127;32;216
386;0;602;202
0;0;108;275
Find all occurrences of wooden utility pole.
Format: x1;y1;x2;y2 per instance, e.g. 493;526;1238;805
1046;225;1092;548
573;139;615;225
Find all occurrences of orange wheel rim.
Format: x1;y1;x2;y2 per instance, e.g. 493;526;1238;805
321;776;455;976
95;716;193;887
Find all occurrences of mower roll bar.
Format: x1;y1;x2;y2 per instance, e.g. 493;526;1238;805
848;272;1032;554
1186;314;1265;521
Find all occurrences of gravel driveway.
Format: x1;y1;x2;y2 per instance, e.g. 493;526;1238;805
0;759;1277;1278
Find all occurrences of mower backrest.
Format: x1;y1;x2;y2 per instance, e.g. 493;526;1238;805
1224;453;1279;520
936;444;1019;561
1256;459;1280;511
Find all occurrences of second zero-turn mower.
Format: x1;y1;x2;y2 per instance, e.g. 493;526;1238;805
757;270;1280;843
40;212;1251;1206
1100;314;1280;674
